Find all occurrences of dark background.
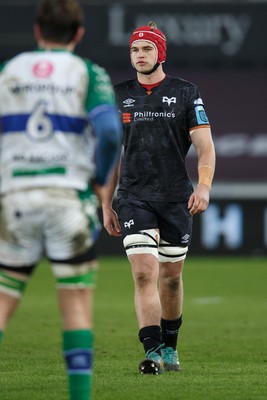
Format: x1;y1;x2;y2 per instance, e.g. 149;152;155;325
0;0;266;255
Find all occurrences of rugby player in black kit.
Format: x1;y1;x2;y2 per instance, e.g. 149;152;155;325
102;22;216;375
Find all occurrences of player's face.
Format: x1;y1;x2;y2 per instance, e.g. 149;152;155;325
130;41;157;73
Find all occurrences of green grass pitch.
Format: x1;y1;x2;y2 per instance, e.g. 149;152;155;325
0;256;267;400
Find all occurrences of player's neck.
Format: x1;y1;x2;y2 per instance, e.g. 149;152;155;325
137;66;166;85
37;40;75;52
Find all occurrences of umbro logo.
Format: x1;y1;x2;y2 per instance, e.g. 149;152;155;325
162;96;176;106
123;98;135;107
181;234;190;243
124;219;134;229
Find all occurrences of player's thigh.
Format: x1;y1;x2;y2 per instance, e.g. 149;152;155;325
117;196;158;237
0;191;42;266
157;202;192;263
159;202;192;246
117;196;160;258
43;190;99;309
44;189;99;261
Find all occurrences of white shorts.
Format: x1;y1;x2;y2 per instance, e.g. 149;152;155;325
0;187;100;268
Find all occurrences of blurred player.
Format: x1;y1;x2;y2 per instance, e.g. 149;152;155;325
102;22;215;374
0;0;122;398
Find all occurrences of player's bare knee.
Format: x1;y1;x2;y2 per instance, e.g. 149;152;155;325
134;271;151;288
132;263;158;289
123;229;159;258
167;275;182;291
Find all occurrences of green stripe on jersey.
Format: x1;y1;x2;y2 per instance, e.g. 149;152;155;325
13;167;66;177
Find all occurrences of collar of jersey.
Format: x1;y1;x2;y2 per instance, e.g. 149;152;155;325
36;47;72;53
137;75;169;92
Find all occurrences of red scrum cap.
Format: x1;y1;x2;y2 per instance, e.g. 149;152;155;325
129;21;167;64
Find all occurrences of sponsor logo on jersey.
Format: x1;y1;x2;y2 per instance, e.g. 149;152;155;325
133;111;175;121
123;98;135;107
122;110;176;123
13;152;69;163
162;96;176;106
33;61;54;78
124;219;134;228
8;81;74;95
194;98;204;105
122;112;132;123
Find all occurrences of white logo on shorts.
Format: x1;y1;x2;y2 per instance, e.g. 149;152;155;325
181;234;190;243
124;219;134;229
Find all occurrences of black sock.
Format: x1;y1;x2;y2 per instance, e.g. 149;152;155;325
161;316;182;350
139;325;161;354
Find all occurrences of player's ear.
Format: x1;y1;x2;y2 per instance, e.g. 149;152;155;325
73;26;85;45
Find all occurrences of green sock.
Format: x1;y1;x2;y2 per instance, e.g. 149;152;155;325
63;329;93;400
0;330;3;344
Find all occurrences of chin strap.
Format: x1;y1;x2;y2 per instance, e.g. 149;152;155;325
135;62;160;75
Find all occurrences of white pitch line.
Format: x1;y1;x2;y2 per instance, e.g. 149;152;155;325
192;297;223;305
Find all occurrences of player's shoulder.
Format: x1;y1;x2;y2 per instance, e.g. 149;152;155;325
166;75;198;89
0;53;36;79
114;79;136;92
80;57;112;81
0;52;29;70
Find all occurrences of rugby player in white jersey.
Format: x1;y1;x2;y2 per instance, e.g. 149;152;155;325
0;0;122;398
102;22;215;374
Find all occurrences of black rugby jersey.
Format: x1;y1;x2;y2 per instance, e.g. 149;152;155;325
115;75;210;202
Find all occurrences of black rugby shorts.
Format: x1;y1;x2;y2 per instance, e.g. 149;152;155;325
117;195;192;246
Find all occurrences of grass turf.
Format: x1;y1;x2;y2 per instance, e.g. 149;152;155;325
0;256;266;399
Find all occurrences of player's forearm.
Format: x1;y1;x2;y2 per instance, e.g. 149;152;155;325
197;142;216;190
89;105;122;186
101;162;120;209
191;127;216;190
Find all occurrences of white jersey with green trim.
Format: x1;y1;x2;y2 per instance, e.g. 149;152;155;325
0;50;115;194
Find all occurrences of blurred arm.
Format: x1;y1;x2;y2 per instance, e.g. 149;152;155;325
101;159;122;237
89;104;122;186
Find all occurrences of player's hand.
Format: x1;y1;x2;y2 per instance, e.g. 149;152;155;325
102;206;122;237
188;184;210;215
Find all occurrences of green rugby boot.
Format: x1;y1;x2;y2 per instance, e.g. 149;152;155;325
139;348;164;375
161;347;180;371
